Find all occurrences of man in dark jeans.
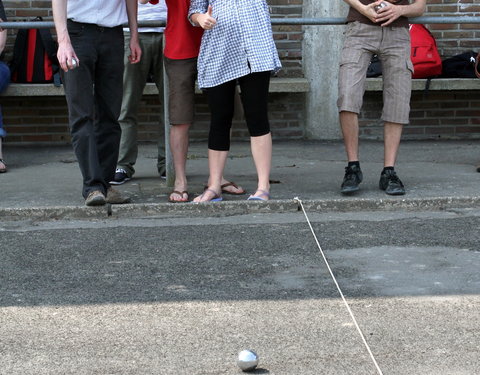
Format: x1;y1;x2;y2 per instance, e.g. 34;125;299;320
52;0;142;206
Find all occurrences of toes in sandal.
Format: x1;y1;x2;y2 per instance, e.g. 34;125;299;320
221;181;246;195
169;190;189;203
247;189;270;201
194;188;223;203
0;158;6;173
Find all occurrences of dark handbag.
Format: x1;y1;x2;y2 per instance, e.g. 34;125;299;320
476;52;480;78
366;55;382;77
440;51;478;78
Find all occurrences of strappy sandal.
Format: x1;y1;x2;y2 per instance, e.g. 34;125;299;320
203;181;246;195
220;181;246;195
194;188;223;203
247;189;270;201
0;158;6;173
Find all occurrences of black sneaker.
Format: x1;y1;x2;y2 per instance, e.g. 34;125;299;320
379;169;405;195
110;168;131;185
158;165;166;180
340;164;363;194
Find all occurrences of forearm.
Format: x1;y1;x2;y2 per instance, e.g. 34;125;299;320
52;0;70;46
190;13;201;26
398;0;427;18
138;0;149;4
343;0;367;14
189;0;208;25
126;0;139;38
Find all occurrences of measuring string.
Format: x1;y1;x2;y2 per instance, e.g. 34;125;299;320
294;197;383;375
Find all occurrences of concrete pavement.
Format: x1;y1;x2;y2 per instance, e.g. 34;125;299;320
1;139;479;220
1;210;480;374
1;140;480;374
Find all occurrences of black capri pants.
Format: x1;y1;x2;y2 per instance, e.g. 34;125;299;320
205;71;271;151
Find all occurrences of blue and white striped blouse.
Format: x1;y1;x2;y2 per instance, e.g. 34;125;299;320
189;0;281;89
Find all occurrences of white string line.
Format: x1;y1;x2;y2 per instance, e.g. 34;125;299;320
294;197;384;375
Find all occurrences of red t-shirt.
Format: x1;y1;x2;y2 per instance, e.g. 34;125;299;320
164;0;204;60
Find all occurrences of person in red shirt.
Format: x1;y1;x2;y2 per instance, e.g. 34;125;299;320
164;0;244;202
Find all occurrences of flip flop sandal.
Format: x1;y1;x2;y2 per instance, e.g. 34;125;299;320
0;158;6;173
221;181;246;195
168;190;189;203
247;189;270;201
203;181;246;195
194;188;223;203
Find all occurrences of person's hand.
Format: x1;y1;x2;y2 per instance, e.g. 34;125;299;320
373;1;404;26
195;5;217;30
128;35;142;64
360;2;379;23
0;20;7;55
57;40;80;72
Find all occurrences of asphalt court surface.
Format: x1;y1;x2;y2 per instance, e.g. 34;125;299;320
1;209;479;374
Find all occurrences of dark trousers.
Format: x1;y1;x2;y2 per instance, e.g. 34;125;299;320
205;71;271;151
62;20;124;198
0;61;10;137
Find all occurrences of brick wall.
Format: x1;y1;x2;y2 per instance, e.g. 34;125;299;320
1;1;305;144
1;96;69;143
270;0;304;78
2;92;306;144
2;1;480;143
360;91;480;140
426;0;480;58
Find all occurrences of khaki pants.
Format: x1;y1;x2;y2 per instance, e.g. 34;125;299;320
337;22;413;125
117;32;165;177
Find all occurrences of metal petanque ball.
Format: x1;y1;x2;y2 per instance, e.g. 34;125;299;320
237;349;259;372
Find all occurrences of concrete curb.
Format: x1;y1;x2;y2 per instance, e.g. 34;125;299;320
1;196;479;221
299;196;480;212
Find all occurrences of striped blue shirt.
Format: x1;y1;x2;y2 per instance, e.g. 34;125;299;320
189;0;281;89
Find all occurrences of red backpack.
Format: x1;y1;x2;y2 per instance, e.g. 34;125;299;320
409;24;442;79
9;17;60;85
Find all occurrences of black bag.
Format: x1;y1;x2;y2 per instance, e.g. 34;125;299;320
366;55;382;77
440;51;478;78
476;53;480;79
9;17;61;85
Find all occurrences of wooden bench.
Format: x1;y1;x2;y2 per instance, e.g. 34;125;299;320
1;77;310;97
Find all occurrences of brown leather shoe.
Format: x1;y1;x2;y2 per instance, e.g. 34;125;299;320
85;190;106;206
106;187;131;204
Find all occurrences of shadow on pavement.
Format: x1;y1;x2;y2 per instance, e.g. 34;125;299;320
1;215;479;307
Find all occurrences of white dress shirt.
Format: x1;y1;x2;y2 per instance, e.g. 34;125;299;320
67;0;128;28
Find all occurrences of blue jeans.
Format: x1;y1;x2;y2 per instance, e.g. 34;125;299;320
0;61;10;138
